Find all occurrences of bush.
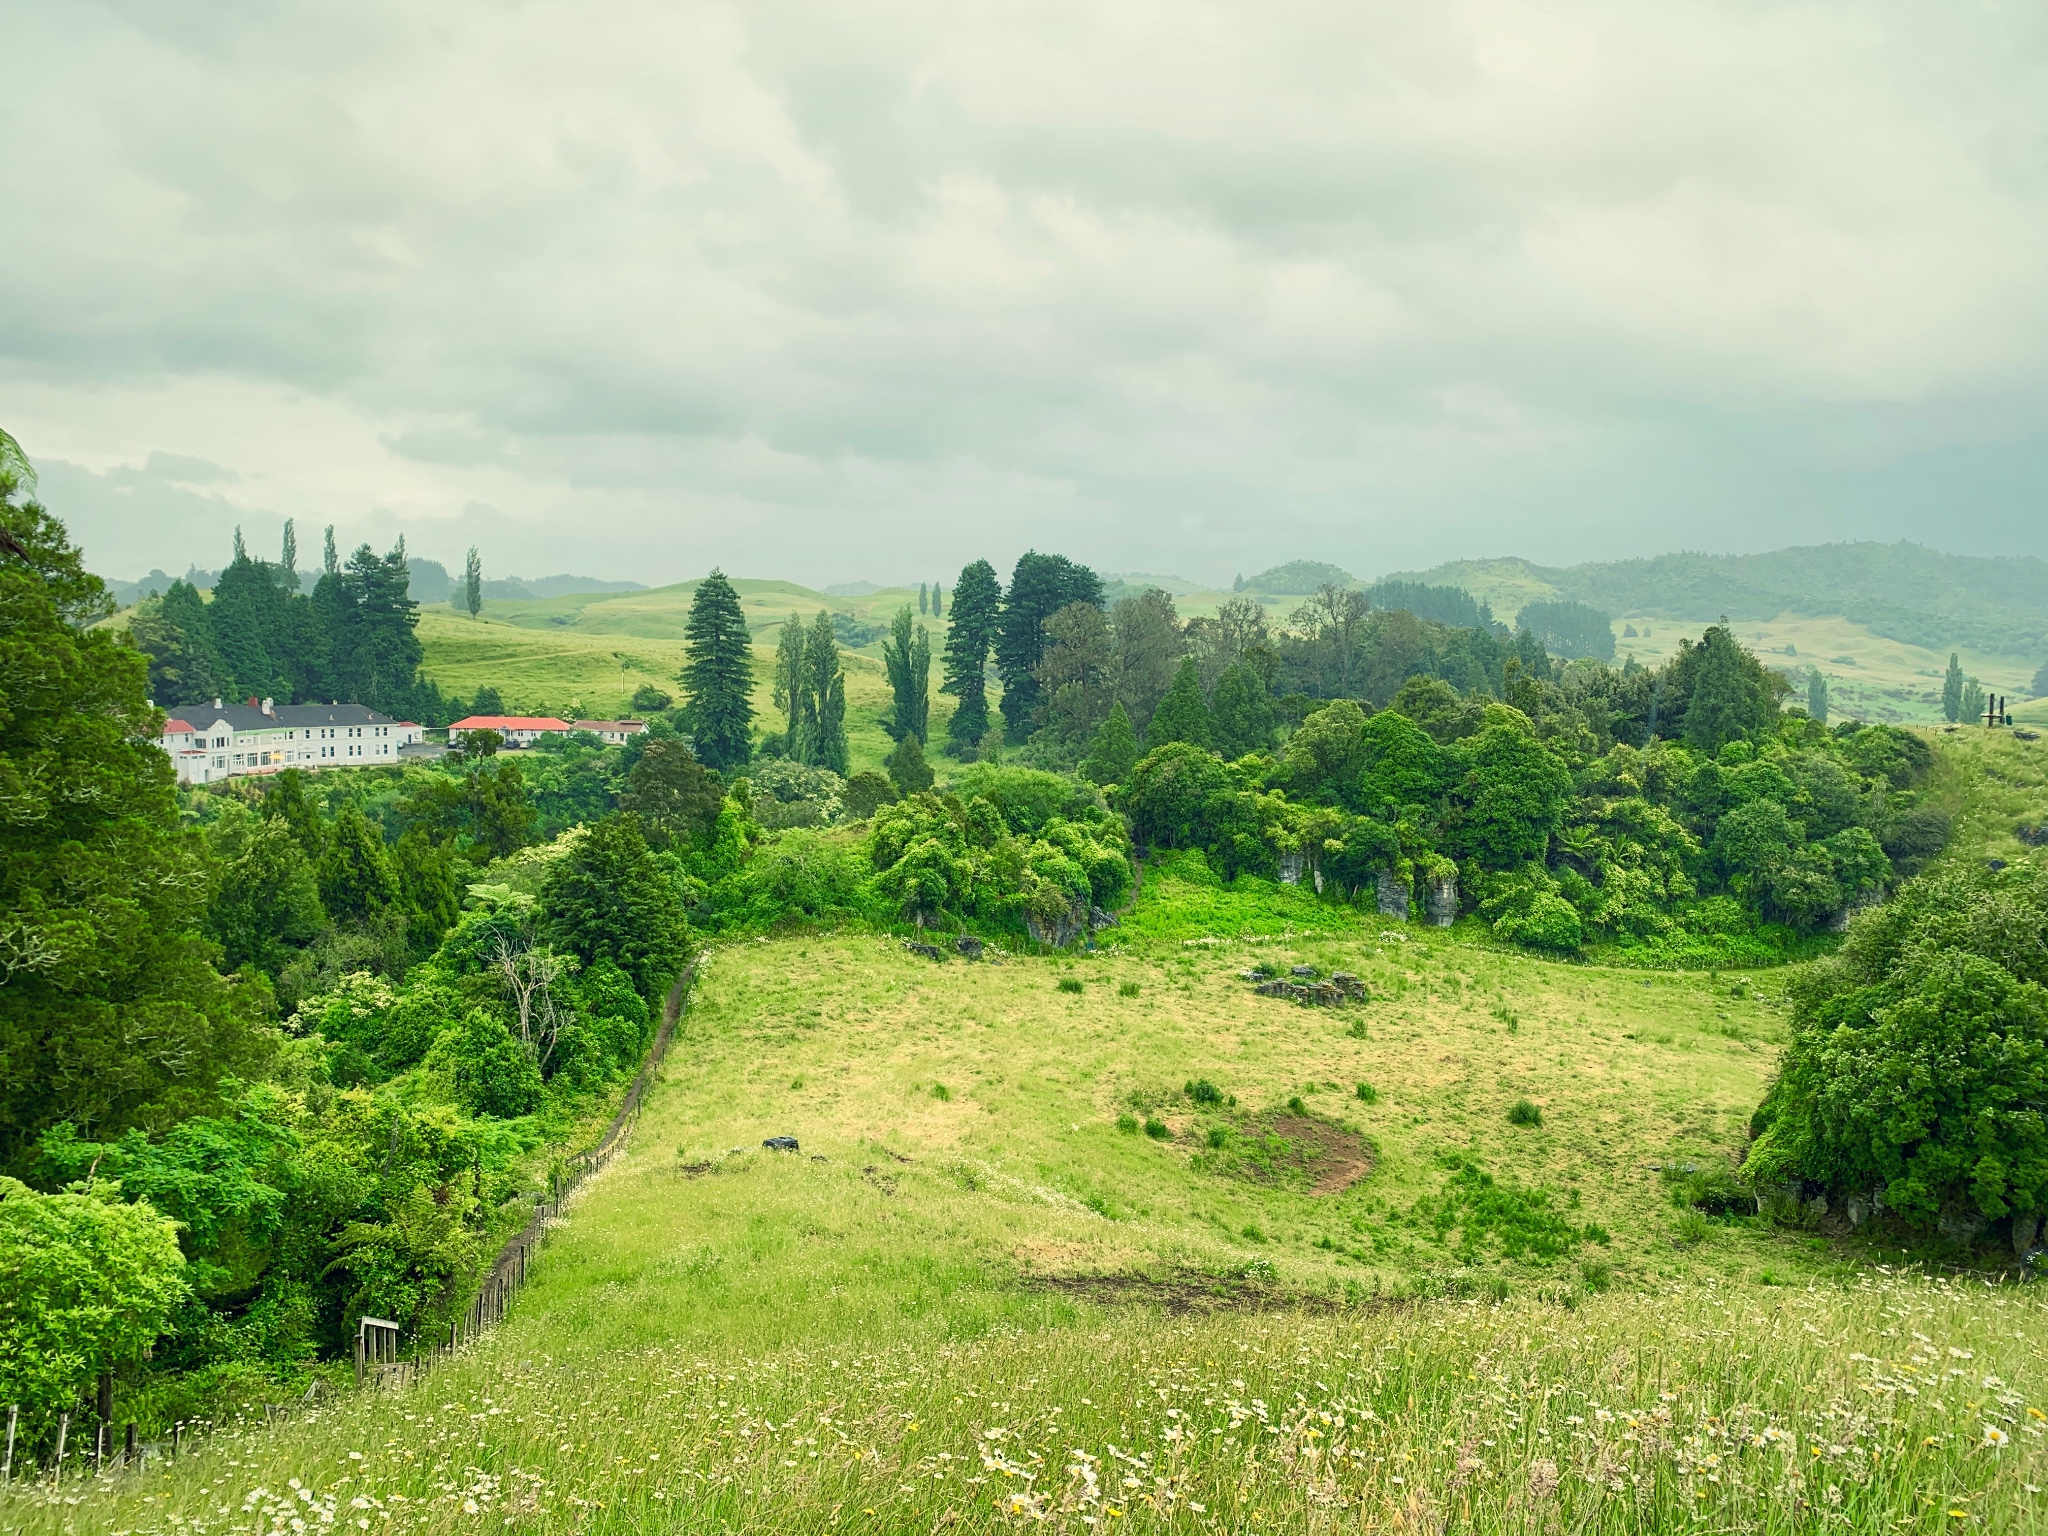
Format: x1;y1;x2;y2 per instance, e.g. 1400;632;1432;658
1057;977;1084;994
1143;1117;1171;1140
1185;1078;1224;1106
1507;1098;1543;1128
1356;1081;1378;1104
1116;1113;1139;1134
1743;861;2048;1243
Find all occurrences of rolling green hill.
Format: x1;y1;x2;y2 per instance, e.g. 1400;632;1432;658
1392;542;2048;660
39;738;2048;1532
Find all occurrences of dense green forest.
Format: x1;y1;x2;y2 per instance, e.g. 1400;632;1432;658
2;430;2035;1483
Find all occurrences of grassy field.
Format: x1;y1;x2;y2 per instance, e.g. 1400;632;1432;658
20;813;2048;1535
417;603;953;778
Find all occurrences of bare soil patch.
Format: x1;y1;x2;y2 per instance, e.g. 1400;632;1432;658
1209;1113;1374;1195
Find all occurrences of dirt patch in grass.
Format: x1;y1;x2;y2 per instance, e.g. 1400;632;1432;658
1204;1113;1374;1196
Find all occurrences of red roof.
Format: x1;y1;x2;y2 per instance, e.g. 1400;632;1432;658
449;716;572;731
162;718;197;735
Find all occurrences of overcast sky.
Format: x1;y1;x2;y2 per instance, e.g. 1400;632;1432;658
6;1;2048;588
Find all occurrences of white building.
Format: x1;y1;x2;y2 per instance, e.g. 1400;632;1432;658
156;698;408;785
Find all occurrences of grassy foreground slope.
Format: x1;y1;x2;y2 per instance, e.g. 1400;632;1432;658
23;867;2048;1534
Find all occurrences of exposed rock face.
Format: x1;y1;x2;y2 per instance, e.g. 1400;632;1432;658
1089;906;1119;931
1330;972;1368;1000
1375;871;1410;921
1937;1197;1983;1244
2014;1212;2041;1255
1423;870;1459;928
1278;851;1305;886
954;935;984;959
903;941;944;960
1026;905;1086;948
1253;978;1356;1007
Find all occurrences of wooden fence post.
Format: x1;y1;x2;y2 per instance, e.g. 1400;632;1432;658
125;1422;138;1466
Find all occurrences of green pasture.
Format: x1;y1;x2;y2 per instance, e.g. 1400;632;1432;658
19;861;2048;1534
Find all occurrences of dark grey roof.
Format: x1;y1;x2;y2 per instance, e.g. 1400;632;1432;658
185;702;396;731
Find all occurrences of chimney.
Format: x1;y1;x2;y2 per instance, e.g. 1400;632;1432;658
262;697;274;714
213;698;223;711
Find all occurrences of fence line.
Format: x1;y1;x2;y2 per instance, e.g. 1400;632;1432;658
6;959;700;1480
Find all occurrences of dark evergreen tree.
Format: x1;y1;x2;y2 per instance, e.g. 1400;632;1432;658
1079;700;1139;786
1673;625;1781;755
332;539;424;715
260;768;328;863
931;582;943;617
463;547;483;620
995;552;1101;741
1807;667;1829;724
1943;653;1965;722
1209;659;1276;758
0;460;267;1168
918;582;928;616
540;813;690;1001
880;606;932;742
208;531;292;699
885;730;935;795
941;559;1001;755
472;684;505;715
620;739;724;851
205;812;327;976
132;580;228;705
678;569;755;771
1146;657;1212;749
318;803;398;921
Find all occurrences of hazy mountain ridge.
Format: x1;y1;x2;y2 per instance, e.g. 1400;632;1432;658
1391;542;2048;658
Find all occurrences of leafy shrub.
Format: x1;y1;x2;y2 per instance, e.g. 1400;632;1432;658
1355;1081;1378;1104
749;759;846;830
1207;1126;1232;1149
1744;861;2048;1243
1143;1117;1171;1140
1507;1098;1543;1128
1116;1113;1139;1134
1185;1078;1224;1106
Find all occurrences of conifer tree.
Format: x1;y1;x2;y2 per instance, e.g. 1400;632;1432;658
881;606;932;742
679;569;755;771
885;730;935;795
1942;653;1964;722
918;582;928;616
1210;659;1276;758
1806;667;1828;725
1146;657;1212;750
317;802;397;921
931;583;943;617
1079;700;1139;786
463;547;483;619
941;559;1002;755
995;552;1102;741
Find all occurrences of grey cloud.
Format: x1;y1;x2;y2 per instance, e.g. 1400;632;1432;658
4;0;2048;587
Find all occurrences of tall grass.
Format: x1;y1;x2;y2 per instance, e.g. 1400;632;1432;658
10;1271;2042;1534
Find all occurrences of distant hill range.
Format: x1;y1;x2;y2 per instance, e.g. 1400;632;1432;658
104;560;645;607
1385;543;2048;659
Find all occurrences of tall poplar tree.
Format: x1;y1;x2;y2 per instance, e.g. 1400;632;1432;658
463;548;483;619
802;609;849;774
771;618;810;754
679;569;755;771
1806;667;1829;725
941;559;1001;756
881;606;932;742
1942;653;1965;723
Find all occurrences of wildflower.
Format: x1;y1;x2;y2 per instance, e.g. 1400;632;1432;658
1983;1426;2009;1449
